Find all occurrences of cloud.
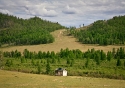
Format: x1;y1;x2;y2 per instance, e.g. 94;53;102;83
0;9;12;15
28;5;57;17
42;8;57;17
0;0;125;27
62;5;78;14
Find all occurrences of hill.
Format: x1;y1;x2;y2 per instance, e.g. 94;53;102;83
0;14;125;80
1;30;125;79
0;13;65;46
69;15;125;45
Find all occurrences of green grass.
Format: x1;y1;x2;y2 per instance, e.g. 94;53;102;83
0;70;125;88
2;57;125;80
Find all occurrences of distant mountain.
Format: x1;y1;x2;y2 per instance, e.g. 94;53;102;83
69;15;125;45
0;13;65;46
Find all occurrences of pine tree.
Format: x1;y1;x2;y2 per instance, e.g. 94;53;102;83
100;50;106;60
37;64;41;74
5;60;12;67
95;52;100;65
116;58;121;66
107;51;112;61
70;59;75;67
85;58;89;68
112;48;115;58
52;57;56;64
31;58;35;65
46;61;51;74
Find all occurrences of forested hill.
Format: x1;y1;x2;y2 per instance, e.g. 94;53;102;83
0;13;65;46
69;15;125;45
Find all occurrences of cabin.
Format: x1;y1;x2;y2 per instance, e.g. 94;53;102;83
55;68;67;76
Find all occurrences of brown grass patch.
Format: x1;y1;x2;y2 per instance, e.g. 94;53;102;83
0;70;125;88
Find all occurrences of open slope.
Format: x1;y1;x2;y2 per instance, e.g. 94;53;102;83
0;70;125;88
1;29;125;53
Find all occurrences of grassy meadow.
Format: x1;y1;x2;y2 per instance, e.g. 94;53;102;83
2;56;125;80
0;70;125;88
1;29;125;53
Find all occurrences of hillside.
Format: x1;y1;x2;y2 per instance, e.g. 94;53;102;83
1;29;125;53
0;13;64;46
69;15;125;45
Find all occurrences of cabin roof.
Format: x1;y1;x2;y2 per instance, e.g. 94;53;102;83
55;68;66;71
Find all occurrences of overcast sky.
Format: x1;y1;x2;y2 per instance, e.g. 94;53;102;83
0;0;125;27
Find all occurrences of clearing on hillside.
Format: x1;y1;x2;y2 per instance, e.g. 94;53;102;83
1;29;125;53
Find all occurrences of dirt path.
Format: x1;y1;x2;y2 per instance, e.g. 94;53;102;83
0;29;125;53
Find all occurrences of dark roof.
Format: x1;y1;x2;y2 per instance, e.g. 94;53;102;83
56;68;66;71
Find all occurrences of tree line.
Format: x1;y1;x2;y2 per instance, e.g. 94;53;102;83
3;47;125;66
1;47;125;79
68;15;125;45
0;13;65;46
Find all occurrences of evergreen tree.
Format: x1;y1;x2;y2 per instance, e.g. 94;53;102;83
23;49;29;58
112;48;116;58
100;50;106;60
38;51;42;59
5;60;13;67
70;59;75;67
107;51;112;61
116;58;121;66
31;58;35;65
95;52;100;65
52;57;56;64
37;63;41;74
85;58;89;68
46;62;51;74
119;47;124;59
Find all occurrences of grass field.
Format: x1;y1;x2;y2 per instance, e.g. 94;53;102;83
1;29;125;53
0;70;125;88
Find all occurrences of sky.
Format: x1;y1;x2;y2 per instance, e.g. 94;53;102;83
0;0;125;27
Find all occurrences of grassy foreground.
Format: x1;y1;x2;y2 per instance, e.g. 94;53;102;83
0;70;125;88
